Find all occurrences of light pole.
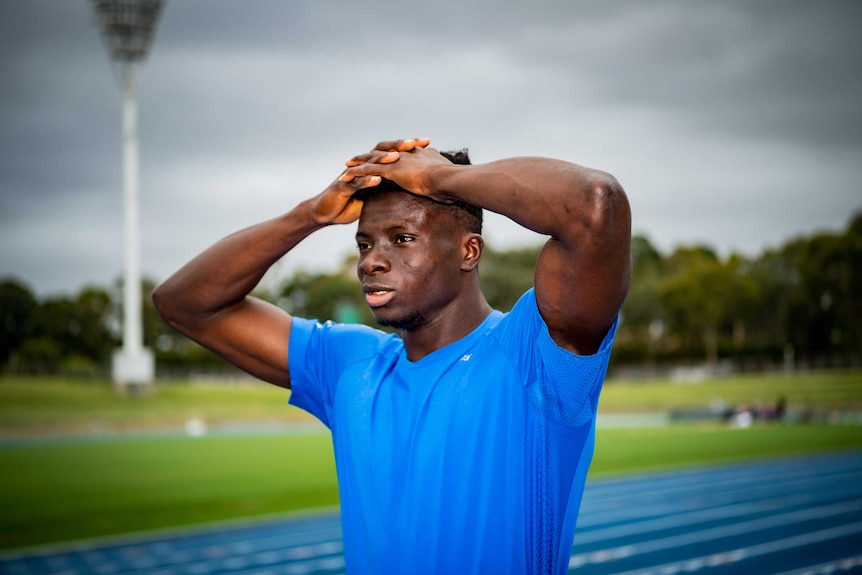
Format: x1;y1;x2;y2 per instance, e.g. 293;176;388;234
91;0;163;392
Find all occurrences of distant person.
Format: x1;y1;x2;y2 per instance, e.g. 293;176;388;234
153;138;631;574
765;396;787;423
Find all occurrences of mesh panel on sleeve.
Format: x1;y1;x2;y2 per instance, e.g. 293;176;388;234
523;326;608;574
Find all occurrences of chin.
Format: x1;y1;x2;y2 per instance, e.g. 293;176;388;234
374;308;426;331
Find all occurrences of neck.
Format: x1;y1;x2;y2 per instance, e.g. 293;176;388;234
401;290;492;362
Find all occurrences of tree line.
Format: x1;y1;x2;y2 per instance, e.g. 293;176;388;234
2;212;860;377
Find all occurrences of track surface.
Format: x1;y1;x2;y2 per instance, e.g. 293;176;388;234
3;450;861;574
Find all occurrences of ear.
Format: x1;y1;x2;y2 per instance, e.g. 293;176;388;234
461;233;484;272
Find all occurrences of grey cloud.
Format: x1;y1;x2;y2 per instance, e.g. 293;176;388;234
1;0;860;296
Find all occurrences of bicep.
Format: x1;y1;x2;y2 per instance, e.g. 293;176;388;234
174;298;294;388
534;187;631;355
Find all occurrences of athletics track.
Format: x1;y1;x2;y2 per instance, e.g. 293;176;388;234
2;450;861;575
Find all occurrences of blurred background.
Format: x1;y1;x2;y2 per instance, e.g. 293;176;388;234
1;0;861;555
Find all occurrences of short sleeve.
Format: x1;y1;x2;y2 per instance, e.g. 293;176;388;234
491;289;618;426
535;310;618;426
288;317;393;428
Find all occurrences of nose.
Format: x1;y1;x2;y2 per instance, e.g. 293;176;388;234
358;246;390;277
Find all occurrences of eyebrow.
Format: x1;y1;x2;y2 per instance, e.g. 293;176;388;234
355;224;412;240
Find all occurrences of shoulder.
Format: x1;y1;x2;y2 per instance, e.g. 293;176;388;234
290;317;401;363
287;318;402;424
490;288;619;373
490;289;619;425
490;289;544;339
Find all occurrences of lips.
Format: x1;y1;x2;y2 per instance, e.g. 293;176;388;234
364;287;396;308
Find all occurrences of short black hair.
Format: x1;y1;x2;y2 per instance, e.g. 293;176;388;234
356;148;483;234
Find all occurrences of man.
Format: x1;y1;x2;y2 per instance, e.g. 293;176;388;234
153;138;631;574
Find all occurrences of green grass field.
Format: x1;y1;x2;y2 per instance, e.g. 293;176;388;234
600;370;862;413
1;371;859;436
2;425;861;551
0;377;312;437
0;372;860;551
1;433;338;551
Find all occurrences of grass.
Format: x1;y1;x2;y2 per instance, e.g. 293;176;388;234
0;433;339;551
1;371;859;436
599;370;862;413
0;377;315;436
0;371;860;551
2;424;861;551
589;424;862;477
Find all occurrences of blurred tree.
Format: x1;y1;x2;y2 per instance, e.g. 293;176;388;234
844;213;862;354
745;246;798;356
659;246;759;369
20;286;118;374
7;214;861;375
0;278;37;368
26;296;76;374
789;214;862;358
74;287;116;361
631;234;663;271
619;235;667;363
480;245;540;311
141;277;178;350
16;337;63;375
278;264;374;326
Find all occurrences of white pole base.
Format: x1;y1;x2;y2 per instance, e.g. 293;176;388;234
112;347;155;394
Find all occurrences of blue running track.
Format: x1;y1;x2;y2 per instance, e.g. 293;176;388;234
2;450;861;574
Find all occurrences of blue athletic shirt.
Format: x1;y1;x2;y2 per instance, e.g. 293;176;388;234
288;288;618;575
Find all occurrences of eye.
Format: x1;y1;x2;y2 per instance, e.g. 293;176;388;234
394;235;415;245
356;241;371;251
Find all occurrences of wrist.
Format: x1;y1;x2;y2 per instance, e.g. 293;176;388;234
425;162;464;203
284;199;330;235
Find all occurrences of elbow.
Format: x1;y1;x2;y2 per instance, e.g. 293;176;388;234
151;281;183;330
152;279;223;336
588;172;628;220
566;172;630;238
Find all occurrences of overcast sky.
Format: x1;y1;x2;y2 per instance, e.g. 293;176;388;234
2;0;860;297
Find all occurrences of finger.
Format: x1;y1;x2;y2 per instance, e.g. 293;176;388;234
350;175;382;190
373;138;430;153
345;150;399;167
372;140;406;152
339;166;382;183
396;138;430;151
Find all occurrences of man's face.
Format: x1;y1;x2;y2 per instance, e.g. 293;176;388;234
355;192;464;330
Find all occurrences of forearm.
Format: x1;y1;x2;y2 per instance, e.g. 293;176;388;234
152;200;323;328
427;157;624;244
430;155;630;353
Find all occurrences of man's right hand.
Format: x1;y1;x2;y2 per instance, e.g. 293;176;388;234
307;143;417;226
307;173;378;227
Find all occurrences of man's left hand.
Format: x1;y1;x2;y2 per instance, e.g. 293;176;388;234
340;138;453;200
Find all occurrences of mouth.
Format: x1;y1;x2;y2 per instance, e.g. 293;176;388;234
363;287;396;308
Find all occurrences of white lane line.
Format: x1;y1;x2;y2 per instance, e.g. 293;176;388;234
574;485;862;545
581;464;862;513
769;554;862;575
227;552;347;575
576;521;862;575
582;454;862;502
568;499;862;568
577;469;862;529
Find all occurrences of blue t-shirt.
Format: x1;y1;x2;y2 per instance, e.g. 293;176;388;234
288;289;617;575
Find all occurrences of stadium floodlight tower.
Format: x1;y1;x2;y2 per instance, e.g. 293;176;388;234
91;0;163;393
